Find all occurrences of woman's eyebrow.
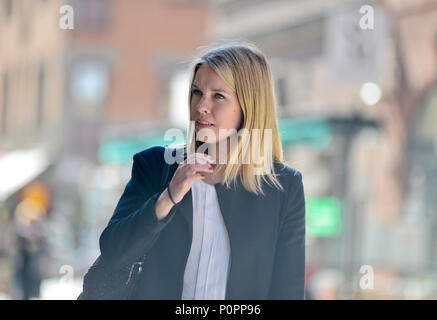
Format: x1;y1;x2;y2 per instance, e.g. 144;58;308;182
192;83;228;94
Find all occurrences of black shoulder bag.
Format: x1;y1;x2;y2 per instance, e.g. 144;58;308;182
77;146;173;300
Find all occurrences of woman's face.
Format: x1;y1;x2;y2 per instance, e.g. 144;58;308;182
190;65;243;145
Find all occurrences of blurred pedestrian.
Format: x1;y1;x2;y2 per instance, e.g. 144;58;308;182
13;198;46;300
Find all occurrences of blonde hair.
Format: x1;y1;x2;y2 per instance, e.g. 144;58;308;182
185;41;285;195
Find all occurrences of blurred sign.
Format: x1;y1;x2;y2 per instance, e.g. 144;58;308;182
324;4;388;82
307;197;342;237
278;117;332;149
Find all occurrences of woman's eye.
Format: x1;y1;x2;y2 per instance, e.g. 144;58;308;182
192;89;225;99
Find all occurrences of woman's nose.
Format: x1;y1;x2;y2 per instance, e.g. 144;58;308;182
195;96;211;113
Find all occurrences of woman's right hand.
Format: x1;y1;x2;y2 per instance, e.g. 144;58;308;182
168;153;215;204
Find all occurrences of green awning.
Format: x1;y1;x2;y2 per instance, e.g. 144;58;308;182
98;131;183;165
99;117;332;164
278;117;332;149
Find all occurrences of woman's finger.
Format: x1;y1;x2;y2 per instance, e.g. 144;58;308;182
187;163;214;174
185;152;214;165
186;173;206;180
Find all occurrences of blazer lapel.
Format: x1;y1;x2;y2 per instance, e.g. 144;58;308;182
179;188;193;240
214;183;236;235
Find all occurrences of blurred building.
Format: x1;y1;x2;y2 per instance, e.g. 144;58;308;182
0;0;213;299
211;0;437;299
1;0;436;300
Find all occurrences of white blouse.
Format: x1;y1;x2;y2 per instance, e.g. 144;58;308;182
181;179;231;300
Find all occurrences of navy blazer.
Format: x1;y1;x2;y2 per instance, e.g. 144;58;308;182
99;145;306;299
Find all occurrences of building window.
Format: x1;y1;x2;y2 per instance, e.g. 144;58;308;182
19;0;32;43
4;0;13;18
2;72;9;135
70;61;109;119
276;76;288;107
37;63;45;129
275;75;288;117
72;0;112;30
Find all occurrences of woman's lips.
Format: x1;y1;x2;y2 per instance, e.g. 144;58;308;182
196;121;214;129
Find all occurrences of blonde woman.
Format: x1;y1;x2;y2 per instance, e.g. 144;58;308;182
81;42;306;300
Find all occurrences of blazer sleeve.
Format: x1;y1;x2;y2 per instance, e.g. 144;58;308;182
99;147;180;265
268;169;306;299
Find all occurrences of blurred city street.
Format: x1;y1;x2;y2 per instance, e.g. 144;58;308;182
1;0;437;299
